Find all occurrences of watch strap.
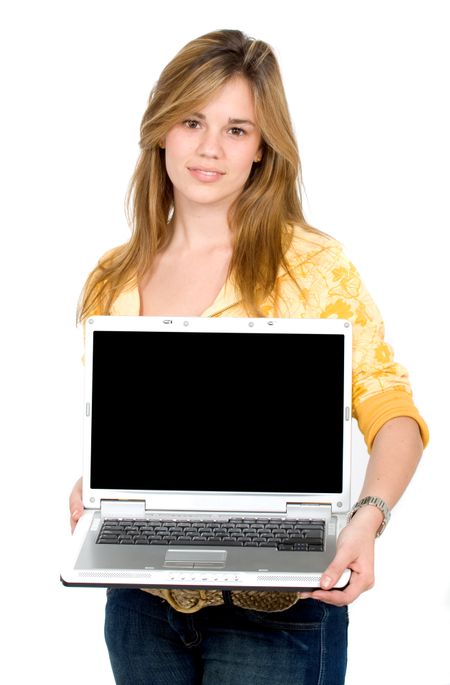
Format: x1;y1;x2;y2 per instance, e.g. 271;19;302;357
347;496;391;537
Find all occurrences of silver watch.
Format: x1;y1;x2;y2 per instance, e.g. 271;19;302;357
347;496;391;537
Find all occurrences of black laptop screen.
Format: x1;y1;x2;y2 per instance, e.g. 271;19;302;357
90;330;345;493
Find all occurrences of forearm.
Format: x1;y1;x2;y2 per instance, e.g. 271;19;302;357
352;416;424;535
307;416;424;604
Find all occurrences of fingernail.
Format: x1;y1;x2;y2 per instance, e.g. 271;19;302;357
321;575;332;589
299;593;311;600
71;510;80;519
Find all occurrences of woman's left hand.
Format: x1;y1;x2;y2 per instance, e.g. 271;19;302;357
301;507;382;606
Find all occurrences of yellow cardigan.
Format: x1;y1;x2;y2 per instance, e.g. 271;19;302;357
107;225;429;452
96;225;429;614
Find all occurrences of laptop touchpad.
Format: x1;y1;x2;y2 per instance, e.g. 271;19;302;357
164;549;227;568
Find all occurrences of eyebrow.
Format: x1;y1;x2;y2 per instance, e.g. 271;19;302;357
191;112;256;127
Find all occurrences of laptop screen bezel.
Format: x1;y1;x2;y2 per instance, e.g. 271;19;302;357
82;316;353;514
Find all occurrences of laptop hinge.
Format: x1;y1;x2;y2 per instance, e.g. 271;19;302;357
100;500;146;519
285;503;332;522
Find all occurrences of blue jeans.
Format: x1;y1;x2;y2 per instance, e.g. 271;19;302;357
104;589;348;685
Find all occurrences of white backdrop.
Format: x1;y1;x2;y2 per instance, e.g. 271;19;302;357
1;1;449;683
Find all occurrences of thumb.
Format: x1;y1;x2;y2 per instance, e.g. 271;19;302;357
320;548;350;590
69;477;84;533
70;507;83;533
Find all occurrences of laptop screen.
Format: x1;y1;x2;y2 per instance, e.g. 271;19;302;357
90;330;345;494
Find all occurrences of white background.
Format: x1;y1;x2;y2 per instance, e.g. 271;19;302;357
1;1;449;683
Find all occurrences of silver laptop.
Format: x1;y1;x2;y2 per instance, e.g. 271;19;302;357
61;315;352;591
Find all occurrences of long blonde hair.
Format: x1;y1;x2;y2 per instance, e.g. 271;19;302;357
77;29;323;321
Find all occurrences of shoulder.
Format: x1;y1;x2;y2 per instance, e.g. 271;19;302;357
96;244;126;269
79;242;136;319
283;223;345;271
92;242;137;291
280;224;374;317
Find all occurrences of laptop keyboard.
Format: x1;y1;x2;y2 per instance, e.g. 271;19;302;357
96;517;325;552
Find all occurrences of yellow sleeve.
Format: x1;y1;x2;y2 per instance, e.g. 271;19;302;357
319;244;429;451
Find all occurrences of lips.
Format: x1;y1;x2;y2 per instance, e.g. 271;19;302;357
188;166;225;175
187;166;226;183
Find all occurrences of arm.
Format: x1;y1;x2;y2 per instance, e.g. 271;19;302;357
357;415;423;514
302;416;424;606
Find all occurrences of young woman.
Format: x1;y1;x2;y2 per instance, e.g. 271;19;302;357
69;29;428;685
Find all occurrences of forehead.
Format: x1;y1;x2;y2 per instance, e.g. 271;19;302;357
195;75;256;118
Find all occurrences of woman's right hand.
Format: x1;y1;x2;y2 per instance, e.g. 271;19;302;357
69;477;84;533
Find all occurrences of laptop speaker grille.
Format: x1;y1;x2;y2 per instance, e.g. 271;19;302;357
257;574;321;583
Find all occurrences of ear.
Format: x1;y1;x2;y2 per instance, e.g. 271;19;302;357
254;145;264;163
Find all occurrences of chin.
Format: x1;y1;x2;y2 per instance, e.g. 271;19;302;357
181;187;236;206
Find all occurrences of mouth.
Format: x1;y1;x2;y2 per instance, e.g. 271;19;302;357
187;167;226;182
188;166;225;174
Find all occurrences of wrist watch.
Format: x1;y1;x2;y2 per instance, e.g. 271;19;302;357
347;496;391;537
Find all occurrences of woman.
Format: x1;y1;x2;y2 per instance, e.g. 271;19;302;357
70;29;428;685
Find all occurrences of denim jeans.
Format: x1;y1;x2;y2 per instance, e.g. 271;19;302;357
104;588;348;685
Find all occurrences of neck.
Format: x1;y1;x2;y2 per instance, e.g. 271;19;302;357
168;195;234;254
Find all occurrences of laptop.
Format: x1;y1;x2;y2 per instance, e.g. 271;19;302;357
61;315;352;591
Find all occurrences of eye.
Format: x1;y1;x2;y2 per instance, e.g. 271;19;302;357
182;119;201;129
229;127;246;136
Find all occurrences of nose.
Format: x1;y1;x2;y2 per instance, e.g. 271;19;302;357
196;128;223;159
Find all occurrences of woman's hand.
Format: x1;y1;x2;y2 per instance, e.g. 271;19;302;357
69;477;84;533
301;506;382;606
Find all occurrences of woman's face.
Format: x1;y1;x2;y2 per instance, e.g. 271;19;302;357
163;75;263;212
